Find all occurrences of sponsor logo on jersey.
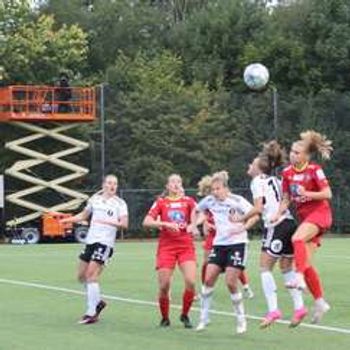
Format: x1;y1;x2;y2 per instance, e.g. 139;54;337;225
168;210;185;223
169;202;183;209
293;174;304;181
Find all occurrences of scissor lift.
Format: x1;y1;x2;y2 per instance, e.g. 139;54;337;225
0;85;96;243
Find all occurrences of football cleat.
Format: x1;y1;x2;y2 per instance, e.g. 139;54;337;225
260;310;282;329
78;314;98;325
290;306;308;328
243;287;254;299
159;318;171;327
180;314;193;329
236;316;247;334
311;300;330;324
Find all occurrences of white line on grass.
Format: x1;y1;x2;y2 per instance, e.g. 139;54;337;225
0;278;350;335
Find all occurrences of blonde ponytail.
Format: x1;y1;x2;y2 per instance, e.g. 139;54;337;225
197;175;212;196
300;130;333;160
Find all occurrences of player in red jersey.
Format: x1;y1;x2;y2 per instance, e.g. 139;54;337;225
272;130;333;324
143;174;197;328
197;175;254;299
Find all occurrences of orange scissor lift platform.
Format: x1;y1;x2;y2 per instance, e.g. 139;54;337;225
1;85;96;242
0;85;95;122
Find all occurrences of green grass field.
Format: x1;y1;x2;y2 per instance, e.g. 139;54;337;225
0;239;349;350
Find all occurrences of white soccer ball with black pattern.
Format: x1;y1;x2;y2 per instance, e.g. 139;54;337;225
243;63;269;90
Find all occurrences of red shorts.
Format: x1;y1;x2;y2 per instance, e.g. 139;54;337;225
156;244;196;270
298;208;332;246
202;232;215;251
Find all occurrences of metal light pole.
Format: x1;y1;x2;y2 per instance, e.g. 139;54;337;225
100;83;106;180
272;86;278;139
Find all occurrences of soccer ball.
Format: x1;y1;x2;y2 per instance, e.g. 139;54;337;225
243;63;269;90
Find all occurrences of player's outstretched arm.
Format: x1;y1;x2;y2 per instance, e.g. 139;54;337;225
59;209;90;225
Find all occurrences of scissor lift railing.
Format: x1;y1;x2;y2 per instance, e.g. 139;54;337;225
0;85;96;226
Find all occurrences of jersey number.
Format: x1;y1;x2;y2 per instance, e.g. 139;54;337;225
268;179;280;202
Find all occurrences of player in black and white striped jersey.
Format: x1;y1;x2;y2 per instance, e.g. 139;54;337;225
60;175;128;325
236;141;307;328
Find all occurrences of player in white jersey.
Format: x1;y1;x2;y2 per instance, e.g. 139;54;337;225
189;171;259;334
236;141;307;328
60;175;128;324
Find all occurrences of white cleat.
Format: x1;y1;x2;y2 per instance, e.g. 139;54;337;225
311;300;330;324
243;287;254;299
196;320;209;331
236;316;247;334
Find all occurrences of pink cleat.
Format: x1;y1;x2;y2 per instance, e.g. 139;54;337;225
260;310;282;329
290;306;308;328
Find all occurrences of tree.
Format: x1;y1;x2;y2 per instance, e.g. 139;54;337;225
0;0;88;84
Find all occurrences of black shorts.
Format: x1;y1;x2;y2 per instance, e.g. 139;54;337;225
208;243;248;271
262;219;296;258
79;243;114;265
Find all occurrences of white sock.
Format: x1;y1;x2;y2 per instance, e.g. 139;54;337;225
86;282;101;316
283;270;304;310
230;292;245;318
261;271;278;312
200;285;214;323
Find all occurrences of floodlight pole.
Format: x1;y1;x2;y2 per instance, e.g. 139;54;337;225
100;83;106;180
272;86;278;139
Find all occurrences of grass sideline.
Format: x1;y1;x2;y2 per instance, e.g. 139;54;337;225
0;239;349;350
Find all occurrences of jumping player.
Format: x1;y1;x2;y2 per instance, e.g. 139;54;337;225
60;175;128;324
191;171;259;334
197;175;254;299
272;130;333;324
143;174;197;328
239;141;306;328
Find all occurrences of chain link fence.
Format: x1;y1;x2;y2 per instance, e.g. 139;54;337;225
2;187;349;239
118;187;349;237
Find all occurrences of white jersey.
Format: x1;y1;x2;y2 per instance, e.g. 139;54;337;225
250;174;293;227
197;194;253;246
84;193;128;248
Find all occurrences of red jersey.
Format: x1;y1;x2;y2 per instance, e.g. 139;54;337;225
147;196;196;246
281;162;331;217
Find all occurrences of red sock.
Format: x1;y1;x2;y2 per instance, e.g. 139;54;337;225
182;289;195;316
293;239;308;273
239;270;249;286
304;266;323;300
201;263;207;284
159;296;170;320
